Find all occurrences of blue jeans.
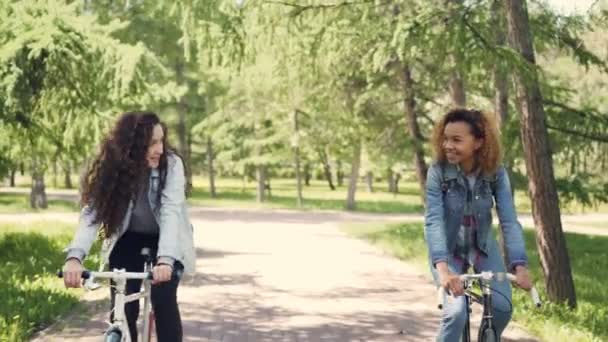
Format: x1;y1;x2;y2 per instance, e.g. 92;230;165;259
430;237;512;342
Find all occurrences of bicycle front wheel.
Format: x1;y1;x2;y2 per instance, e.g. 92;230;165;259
478;326;498;342
104;329;122;342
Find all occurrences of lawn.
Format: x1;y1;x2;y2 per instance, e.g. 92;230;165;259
189;176;608;215
188;177;426;214
341;222;608;342
2;175;608;215
0;193;78;213
0;221;101;341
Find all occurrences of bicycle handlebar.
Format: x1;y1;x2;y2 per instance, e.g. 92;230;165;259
436;271;542;309
57;268;183;281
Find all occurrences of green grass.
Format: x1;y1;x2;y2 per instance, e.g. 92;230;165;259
3;175;608;215
0;193;78;213
341;222;608;342
188;176;608;215
0;221;101;341
188;177;425;214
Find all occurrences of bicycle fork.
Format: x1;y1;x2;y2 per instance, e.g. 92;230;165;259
142;261;153;342
481;280;494;330
112;276;130;342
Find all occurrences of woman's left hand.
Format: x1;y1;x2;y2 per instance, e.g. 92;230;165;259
514;265;533;290
153;264;173;284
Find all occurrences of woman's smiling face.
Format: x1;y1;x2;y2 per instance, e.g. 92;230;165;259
442;121;482;167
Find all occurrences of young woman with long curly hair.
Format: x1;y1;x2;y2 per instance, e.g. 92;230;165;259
62;111;195;342
424;108;533;341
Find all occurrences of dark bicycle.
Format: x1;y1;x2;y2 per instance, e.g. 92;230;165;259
437;271;542;342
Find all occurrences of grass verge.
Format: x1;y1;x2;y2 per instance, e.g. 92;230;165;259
0;221;100;341
0;193;78;213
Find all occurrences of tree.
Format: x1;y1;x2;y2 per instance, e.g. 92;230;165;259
505;0;576;308
0;1;163;208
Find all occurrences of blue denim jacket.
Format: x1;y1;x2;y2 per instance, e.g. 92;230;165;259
424;161;528;270
65;153;196;274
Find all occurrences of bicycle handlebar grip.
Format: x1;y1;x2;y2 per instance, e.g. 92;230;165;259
530;287;541;308
145;268;184;281
437;287;445;310
506;273;542;307
57;270;91;279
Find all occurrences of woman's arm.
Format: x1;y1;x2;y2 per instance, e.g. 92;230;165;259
64;205;100;263
494;166;529;270
424;164;449;267
156;154;186;266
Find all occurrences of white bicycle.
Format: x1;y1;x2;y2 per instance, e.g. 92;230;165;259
58;248;181;342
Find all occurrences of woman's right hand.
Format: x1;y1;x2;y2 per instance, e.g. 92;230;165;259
439;271;464;296
63;258;84;288
436;262;464;296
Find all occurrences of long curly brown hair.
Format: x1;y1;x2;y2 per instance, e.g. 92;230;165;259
81;111;185;238
431;108;502;175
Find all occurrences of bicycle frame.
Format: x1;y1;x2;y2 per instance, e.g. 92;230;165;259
91;268;154;342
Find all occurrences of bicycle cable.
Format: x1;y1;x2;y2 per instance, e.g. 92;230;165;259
485;284;513;314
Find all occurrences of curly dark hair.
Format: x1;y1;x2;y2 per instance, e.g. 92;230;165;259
81;111;187;238
431;108;503;175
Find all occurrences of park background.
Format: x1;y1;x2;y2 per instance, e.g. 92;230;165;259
0;0;607;341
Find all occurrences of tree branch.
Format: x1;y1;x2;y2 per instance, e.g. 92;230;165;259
264;0;385;13
547;124;608;143
544;99;608;125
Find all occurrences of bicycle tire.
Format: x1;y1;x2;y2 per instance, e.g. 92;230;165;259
104;329;122;342
478;326;498;342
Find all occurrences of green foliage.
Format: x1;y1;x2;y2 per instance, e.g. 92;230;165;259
0;221;101;341
189;177;424;213
0;193;78;213
0;0;607;210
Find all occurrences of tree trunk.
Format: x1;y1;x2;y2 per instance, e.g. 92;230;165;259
492;0;511;266
319;150;336;190
337;160;344;187
175;61;192;186
256;165;267;203
506;0;576;308
30;159;47;209
365;171;374;193
304;163;311;186
394;173;401;193
402;65;429;203
64;161;73;189
449;71;467;107
493;0;509;128
293;110;303;208
10;168;16;187
52;161;58;188
207;137;217;198
447;0;467;108
346;140;362;210
387;169;396;193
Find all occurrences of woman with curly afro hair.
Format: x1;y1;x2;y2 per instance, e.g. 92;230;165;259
424;108;533;341
62;112;195;342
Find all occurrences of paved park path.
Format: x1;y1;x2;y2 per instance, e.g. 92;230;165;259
21;207;542;342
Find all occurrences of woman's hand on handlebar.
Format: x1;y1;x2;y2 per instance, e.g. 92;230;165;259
152;263;173;284
514;265;533;291
436;262;464;296
63;258;84;288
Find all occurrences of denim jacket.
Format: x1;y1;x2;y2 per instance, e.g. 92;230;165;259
65;153;196;274
424;162;528;270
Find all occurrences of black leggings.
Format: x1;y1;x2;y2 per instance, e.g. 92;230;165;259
109;231;183;342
